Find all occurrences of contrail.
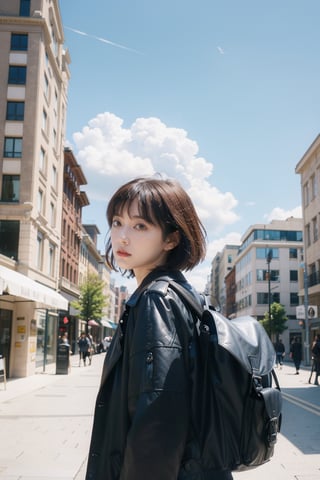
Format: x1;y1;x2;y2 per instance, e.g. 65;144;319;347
65;26;143;55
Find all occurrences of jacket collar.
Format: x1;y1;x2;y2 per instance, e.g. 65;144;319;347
127;269;187;308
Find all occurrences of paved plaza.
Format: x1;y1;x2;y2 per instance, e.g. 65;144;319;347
0;353;319;479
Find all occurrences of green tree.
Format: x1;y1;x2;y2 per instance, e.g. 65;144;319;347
71;274;107;334
261;302;288;341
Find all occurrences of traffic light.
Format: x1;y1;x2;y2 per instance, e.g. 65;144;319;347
298;319;305;329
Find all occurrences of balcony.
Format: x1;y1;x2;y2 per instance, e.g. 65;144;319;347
308;270;320;287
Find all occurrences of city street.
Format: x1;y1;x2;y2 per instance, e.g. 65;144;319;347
0;354;319;479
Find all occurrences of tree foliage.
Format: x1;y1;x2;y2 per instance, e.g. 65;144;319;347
261;302;288;340
71;274;107;332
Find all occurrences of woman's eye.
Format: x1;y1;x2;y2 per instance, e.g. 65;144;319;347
134;223;147;231
112;219;121;227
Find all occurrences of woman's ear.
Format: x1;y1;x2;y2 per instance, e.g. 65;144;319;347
164;230;180;251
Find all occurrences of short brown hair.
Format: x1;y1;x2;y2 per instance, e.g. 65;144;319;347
105;176;206;275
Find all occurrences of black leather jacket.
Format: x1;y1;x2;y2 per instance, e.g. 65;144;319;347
85;269;232;480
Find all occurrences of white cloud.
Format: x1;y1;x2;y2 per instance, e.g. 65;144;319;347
264;205;302;222
72;112;240;235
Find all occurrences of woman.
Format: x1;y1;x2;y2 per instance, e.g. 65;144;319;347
290;336;302;374
85;177;233;480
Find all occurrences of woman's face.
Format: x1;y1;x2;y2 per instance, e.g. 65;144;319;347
110;199;177;285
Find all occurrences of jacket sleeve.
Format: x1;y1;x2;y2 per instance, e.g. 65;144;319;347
120;289;193;480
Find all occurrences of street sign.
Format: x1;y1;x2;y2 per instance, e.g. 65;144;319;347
296;305;318;319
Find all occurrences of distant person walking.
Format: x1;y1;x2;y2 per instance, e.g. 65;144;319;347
290;336;302;374
78;332;90;367
274;339;285;368
311;334;320;386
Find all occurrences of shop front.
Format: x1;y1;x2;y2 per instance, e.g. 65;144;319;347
0;265;68;378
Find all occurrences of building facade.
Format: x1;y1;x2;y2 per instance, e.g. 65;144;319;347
0;1;70;377
210;244;240;314
295;134;320;344
235;217;303;351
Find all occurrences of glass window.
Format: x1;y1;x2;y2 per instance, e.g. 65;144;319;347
257;292;269;304
1;175;20;202
44;73;49;98
290;270;298;281
6;101;24;121
39;147;46;172
289;248;298;259
38;190;43;214
0;220;20;260
10;33;28;51
48;243;55;276
19;0;30;16
272;292;280;303
37;231;43;269
42;109;47;132
290;293;299;305
312;217;318;242
256;247;279;259
8;66;27;85
4;137;22;158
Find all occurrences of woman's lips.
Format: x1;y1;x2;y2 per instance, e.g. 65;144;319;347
117;250;131;257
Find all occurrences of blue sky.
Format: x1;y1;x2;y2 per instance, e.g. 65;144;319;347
59;0;320;290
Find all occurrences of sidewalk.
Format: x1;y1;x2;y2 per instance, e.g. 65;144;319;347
0;353;105;480
0;357;319;479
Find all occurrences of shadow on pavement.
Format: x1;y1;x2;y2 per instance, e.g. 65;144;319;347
280;385;320;454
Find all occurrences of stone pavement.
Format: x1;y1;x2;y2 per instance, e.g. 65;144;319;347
0;354;319;479
0;353;105;480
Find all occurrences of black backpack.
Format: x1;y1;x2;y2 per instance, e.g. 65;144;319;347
164;279;283;472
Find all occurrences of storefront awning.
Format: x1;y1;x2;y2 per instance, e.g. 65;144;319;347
0;265;68;310
100;319;113;328
88;319;100;326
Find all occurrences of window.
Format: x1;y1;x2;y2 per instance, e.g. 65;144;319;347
289;248;298;259
1;175;20;202
303;182;310;207
11;33;28;51
19;0;30;16
4;137;22;158
257;293;269;305
42;109;47;132
44;73;49;98
49;202;55;227
312;217;318;242
39;147;46;172
256;269;279;281
290;270;298;281
311;174;316;200
38;189;44;214
0;220;20;260
6;101;24;121
48;243;55;276
52;165;57;189
306;224;311;247
272;292;280;303
256;247;279;259
37;231;43;269
290;293;299;306
8;66;27;85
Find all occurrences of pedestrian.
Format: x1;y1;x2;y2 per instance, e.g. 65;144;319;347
311;334;320;386
290;336;302;374
78;332;90;366
274;339;285;368
85;176;233;480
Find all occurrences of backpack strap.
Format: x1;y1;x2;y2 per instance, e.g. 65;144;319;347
152;276;204;318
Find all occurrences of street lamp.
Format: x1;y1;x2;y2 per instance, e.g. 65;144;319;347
266;248;273;338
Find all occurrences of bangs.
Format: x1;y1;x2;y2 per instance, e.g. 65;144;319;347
107;184;159;226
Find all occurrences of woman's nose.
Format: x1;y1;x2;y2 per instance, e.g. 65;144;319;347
120;228;129;244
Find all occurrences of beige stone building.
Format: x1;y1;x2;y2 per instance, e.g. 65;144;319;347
295;135;320;341
0;1;70;377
